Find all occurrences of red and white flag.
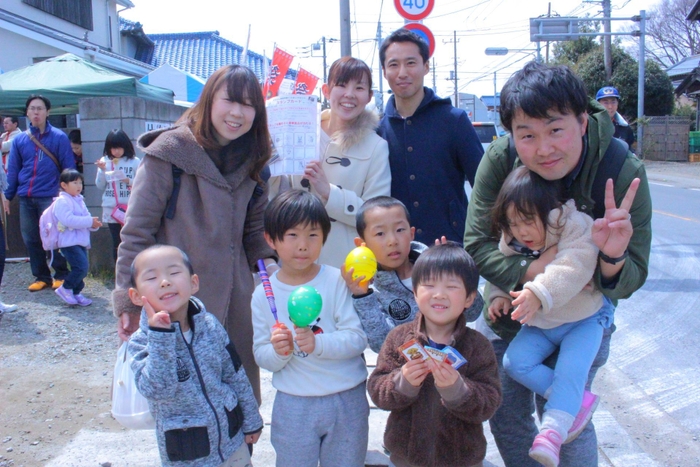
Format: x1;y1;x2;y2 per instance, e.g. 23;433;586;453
263;47;294;100
293;68;320;95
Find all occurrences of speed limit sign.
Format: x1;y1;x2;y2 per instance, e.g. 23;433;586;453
394;0;435;21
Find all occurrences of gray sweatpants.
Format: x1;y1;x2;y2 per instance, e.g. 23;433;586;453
271;382;369;467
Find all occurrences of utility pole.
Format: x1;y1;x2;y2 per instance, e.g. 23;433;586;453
603;0;612;81
432;57;437;93
376;22;384;112
545;3;551;63
493;72;497;123
340;0;351;56
322;36;328;108
453;31;459;107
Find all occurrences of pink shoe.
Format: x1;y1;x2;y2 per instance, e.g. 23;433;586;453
55;285;78;305
529;428;562;467
565;390;600;444
74;294;92;307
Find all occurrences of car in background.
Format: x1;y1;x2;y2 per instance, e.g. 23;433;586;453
472;122;504;152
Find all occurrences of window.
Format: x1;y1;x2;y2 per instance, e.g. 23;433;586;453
23;0;93;30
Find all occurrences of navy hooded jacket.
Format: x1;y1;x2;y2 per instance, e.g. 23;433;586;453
378;87;483;244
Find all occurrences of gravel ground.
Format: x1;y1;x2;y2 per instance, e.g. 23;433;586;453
0;159;697;467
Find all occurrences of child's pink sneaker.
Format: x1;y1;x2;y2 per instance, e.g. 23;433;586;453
529;428;562;467
74;294;92;307
565;390;600;444
55;285;78;305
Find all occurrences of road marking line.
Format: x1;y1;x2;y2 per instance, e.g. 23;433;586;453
653;209;698;222
650;182;674;187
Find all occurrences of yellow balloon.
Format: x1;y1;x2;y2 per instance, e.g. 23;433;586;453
345;246;377;282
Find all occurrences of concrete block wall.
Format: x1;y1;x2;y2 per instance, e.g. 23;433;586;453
78;96;186;274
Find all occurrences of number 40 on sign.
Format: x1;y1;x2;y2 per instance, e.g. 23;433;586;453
394;0;435;21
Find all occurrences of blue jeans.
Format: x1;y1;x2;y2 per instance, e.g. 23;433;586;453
504;300;614;417
19;196;68;283
59;245;88;294
487;320;615;467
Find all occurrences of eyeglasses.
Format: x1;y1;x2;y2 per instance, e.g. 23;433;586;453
28;106;46;112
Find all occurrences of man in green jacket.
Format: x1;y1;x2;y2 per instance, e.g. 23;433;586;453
464;61;651;466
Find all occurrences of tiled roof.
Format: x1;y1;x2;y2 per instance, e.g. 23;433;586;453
666;54;700;79
147;31;277;82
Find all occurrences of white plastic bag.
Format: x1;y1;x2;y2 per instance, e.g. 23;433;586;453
111;342;155;430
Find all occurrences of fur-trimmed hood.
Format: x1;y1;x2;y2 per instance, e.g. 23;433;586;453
137;124;256;193
321;108;380;152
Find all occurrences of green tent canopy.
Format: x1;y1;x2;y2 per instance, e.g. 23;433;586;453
0;53;174;115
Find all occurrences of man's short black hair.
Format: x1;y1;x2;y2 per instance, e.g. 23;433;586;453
500;61;588;133
25;95;51;112
129;245;195;288
356;196;411;239
379;28;430;69
412;242;479;295
264;190;331;244
3;116;19;125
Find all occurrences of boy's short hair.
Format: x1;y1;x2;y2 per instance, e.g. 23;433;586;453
379;28;430;68
412;242;479;295
356;196;411;239
264;190;331;243
68;129;82;145
129;245;194;288
499;61;588;133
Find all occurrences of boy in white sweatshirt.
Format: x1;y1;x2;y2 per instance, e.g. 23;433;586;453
251;189;369;467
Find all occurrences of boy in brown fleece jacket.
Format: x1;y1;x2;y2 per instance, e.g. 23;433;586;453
368;243;501;467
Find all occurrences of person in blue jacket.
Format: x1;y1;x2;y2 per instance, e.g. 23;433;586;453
4;95;76;291
377;28;483;245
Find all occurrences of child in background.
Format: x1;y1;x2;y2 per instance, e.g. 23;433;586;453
68;129;83;173
53;169;102;306
343;196;483;352
368;243;501;467
252;190;369;467
95;129;140;261
488;166;614;467
128;245;263;467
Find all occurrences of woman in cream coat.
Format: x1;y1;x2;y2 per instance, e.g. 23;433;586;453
271;57;391;268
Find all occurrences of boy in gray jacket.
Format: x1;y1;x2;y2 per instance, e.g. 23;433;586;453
342;196;483;352
128;245;263;467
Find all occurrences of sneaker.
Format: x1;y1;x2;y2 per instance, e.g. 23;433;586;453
74;294;92;307
28;281;51;292
565;390;600;444
55;285;78;305
529;428;562;467
52;279;65;290
0;302;18;313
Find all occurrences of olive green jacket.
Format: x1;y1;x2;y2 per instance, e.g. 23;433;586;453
463;100;652;341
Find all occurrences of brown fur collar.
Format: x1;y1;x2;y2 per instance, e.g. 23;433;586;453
322;108;380;152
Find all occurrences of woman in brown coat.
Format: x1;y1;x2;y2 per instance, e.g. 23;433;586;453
112;65;277;398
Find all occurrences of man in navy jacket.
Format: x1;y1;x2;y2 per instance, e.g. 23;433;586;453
4;95;75;291
377;28;483;245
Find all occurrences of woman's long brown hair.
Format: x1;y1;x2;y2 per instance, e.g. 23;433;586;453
179;65;271;182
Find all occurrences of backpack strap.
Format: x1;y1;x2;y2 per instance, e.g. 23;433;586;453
165;164;271;220
164;164;184;220
507;135;518;170
26;130;61;170
248;166;271;210
591;138;628;219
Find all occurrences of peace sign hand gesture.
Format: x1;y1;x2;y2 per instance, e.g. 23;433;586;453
591;178;640;275
142;297;172;329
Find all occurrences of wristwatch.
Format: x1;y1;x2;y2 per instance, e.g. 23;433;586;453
599;250;628;265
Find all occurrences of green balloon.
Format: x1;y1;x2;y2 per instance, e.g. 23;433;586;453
288;286;323;327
